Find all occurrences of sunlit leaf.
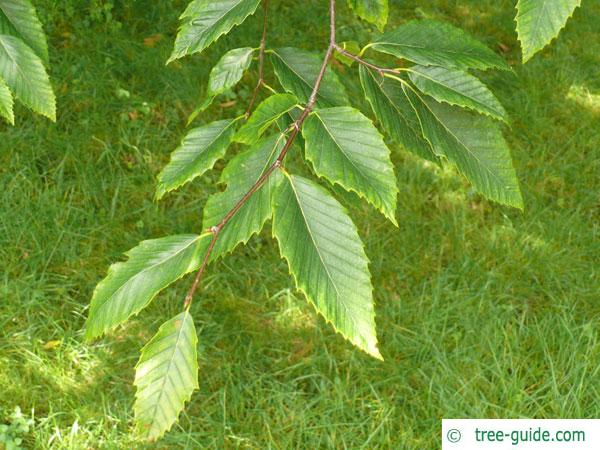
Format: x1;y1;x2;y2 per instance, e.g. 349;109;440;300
0;34;55;120
0;75;14;124
272;174;381;359
168;0;261;62
0;0;48;62
516;0;581;62
85;234;211;339
156;119;238;199
134;310;199;441
303;106;398;224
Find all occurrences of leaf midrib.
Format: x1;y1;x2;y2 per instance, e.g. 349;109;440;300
528;0;552;46
287;176;341;299
273;50;323;100
313;111;373;184
140;313;192;439
407;85;505;186
91;236;200;318
410;68;500;116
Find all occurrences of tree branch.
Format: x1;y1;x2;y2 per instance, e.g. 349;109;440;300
245;0;270;117
333;44;404;76
183;0;338;310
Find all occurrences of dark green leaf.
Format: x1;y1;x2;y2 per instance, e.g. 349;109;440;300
370;20;510;71
270;47;349;107
359;65;438;162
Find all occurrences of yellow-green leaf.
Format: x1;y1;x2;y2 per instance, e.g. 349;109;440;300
85;234;211;339
168;0;261;63
516;0;581;62
134;310;199;441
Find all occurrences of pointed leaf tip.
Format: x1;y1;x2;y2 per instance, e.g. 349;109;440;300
302;107;399;225
134;310;199;440
85;234;211;339
272;174;381;358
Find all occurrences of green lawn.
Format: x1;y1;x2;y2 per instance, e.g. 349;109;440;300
1;0;599;448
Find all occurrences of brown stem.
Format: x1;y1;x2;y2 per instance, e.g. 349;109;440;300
245;0;270;117
333;44;403;76
183;0;338;310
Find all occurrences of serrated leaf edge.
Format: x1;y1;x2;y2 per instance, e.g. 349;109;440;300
134;310;199;441
516;0;582;63
85;234;210;340
305;109;399;226
272;171;383;360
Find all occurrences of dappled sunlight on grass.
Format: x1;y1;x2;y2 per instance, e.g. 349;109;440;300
269;288;317;331
566;84;600;114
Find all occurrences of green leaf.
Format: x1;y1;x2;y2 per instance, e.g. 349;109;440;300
516;0;581;62
85;234;211;340
199;47;254;113
134;310;198;441
203;133;284;259
0;75;14;124
168;0;261;63
334;41;361;67
208;47;254;97
370;20;510;71
270;47;349;107
156;119;238;199
408;65;508;122
347;0;388;32
272;174;381;359
0;0;48;63
235;93;298;144
359;65;438;162
404;85;523;209
303;107;398;224
0;34;54;120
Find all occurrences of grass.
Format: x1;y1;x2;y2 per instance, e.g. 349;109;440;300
0;0;599;448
